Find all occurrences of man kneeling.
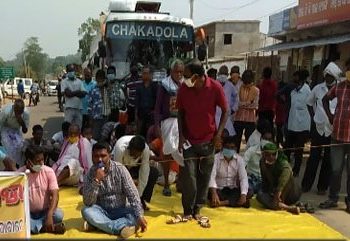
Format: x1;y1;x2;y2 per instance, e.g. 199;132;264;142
81;143;147;238
209;136;252;208
257;143;302;214
19;146;65;234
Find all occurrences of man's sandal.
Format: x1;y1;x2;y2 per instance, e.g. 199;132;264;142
197;216;211;228
166;215;190;224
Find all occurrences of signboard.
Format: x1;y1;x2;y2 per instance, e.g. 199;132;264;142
106;21;194;42
268;11;284;35
297;0;350;29
0;67;15;80
0;172;30;239
268;6;298;36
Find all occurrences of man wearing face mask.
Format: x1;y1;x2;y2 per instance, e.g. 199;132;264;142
52;124;92;189
257;143;302;215
209;136;252;208
320;59;350;213
82;68;96;130
107;66;126;122
177;59;228;220
18;146;65;234
154;59;185;196
0;99;29;167
302;62;342;194
113;135;159;211
61;64;87;129
88;70;111;140
215;65;238;137
81;142;147;238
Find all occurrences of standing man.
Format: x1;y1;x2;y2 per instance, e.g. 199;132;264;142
135;66;158;138
81;142;147;238
56;76;63;112
302;62;342;194
82;68;96;129
61;64;86;129
0;99;29;167
107;66;126;122
177;59;228;220
126;66;142;125
17;79;25;99
320;59;350;213
154;59;185;196
229;66;243;92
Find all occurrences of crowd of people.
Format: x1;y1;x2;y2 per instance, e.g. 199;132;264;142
0;57;349;238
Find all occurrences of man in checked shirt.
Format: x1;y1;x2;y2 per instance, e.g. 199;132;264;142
81;142;147;238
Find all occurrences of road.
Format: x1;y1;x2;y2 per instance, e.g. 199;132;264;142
21;96;350;238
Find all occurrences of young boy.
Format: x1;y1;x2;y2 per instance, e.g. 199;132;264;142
209;136;252;208
18;146;65;234
82;126;97;146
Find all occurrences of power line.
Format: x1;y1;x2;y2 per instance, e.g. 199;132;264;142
255;1;297;20
197;0;255;11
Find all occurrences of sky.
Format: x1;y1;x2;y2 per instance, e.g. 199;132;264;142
0;0;297;60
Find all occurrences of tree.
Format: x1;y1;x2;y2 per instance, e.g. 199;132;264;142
0;57;5;67
78;18;100;62
23;37;48;80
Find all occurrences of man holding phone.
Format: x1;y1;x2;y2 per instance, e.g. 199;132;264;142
81;142;147;238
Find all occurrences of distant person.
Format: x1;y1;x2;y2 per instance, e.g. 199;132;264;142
126;66;142;124
207;68;217;80
56;76;63;112
258;67;277;128
135;66;158;138
107;66;126;122
0;99;29;167
19;146;65;234
81;143;147;238
61;64;86;129
29;81;40;106
81;68;96;129
17;79;25;99
229;66;243;92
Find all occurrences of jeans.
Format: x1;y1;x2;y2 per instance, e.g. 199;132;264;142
328;139;350;202
234;121;256;153
181;142;214;216
30;208;64;234
301;128;331;192
81;205;137;235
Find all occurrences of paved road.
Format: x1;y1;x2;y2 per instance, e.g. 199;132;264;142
22;96;350;238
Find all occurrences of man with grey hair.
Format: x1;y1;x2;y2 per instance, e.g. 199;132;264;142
154;59;185;196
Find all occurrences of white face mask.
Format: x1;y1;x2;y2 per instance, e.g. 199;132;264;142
31;164;43;173
184;78;195;88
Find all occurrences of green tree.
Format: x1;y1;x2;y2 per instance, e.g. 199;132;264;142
78;18;100;62
23;37;48;80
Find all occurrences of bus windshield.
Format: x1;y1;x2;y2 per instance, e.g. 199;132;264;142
106;21;194;80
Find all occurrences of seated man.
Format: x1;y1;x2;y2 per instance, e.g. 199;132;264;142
113;135;159;210
81;142;147;238
209;136;252;208
23;125;53;165
52;124;92;188
18;146;65;234
244;130;273;194
257;143;302;215
51;121;71;162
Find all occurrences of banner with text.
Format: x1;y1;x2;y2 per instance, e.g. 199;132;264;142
0;172;30;239
298;0;350;29
106;21;194;42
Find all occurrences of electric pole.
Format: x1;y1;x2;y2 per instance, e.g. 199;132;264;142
190;0;194;20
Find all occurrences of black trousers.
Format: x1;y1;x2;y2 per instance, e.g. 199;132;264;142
258;110;274;130
109;108;119;123
209;187;253;207
284;130;309;176
234;121;256;153
137;113;154;139
302;128;331;192
129;166;159;203
276;124;285;147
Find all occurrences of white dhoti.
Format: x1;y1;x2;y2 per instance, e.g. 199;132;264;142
55;158;83;186
160;117;184;166
1;127;24;166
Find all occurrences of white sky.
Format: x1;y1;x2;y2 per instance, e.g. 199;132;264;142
0;0;297;60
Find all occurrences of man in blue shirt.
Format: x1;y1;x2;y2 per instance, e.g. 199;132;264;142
17;79;25;99
82;68;96;129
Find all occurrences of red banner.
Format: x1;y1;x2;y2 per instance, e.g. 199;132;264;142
297;0;350;29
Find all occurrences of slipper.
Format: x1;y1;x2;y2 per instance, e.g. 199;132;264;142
166;215;190;224
197;216;211;228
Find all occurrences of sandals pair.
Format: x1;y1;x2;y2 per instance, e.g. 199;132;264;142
166;215;211;228
166;215;190;224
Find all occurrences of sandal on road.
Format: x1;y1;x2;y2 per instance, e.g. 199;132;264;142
197;216;211;228
166;215;190;224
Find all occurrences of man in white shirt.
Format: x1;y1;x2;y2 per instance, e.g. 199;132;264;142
284;70;311;177
61;64;86;129
113;135;159;210
209;136;252;208
302;62;342;194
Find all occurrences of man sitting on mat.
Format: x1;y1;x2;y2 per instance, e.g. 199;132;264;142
209;136;253;208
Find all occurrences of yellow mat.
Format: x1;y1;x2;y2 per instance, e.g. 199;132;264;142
34;186;345;239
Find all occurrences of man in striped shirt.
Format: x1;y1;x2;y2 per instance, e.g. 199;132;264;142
81;142;147;238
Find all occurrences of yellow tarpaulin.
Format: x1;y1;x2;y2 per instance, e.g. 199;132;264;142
34;186;345;239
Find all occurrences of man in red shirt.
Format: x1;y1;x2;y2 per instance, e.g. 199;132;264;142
177;59;228;220
320;59;350;214
258;67;277;128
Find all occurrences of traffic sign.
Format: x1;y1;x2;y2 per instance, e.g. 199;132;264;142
0;67;15;79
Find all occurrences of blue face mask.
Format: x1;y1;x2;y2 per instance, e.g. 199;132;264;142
222;148;236;159
67;71;75;80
